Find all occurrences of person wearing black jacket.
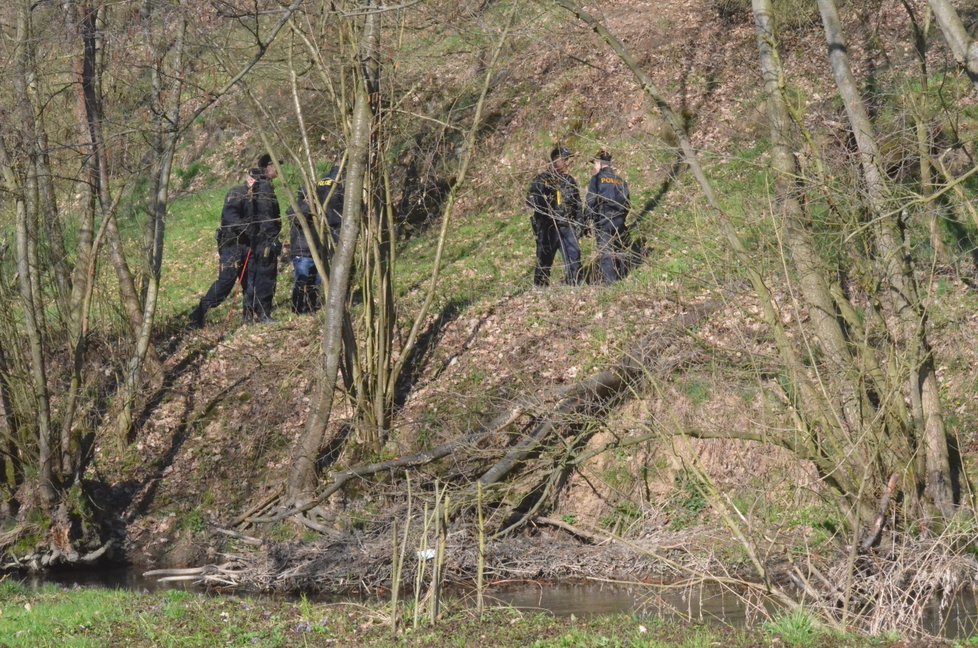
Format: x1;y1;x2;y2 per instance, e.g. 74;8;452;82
288;161;344;313
585;149;631;284
187;174;256;329
525;146;584;286
243;154;282;323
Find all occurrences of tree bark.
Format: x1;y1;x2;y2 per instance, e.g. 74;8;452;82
116;5;188;444
11;0;56;507
928;0;978;91
76;0;160;376
752;0;881;501
903;3;946;265
56;0;107;478
817;0;956;518
33;112;71;314
286;0;378;506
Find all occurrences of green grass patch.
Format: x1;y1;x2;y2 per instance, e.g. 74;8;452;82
159;187;232;319
763;609;822;647
0;581;916;647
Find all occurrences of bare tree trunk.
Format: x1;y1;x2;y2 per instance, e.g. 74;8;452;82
753;0;864;421
916;107;945;262
928;0;978;91
11;0;56;508
116;6;187;444
55;0;108;478
0;331;22;512
357;4;390;452
64;2;98;336
287;0;378;506
33;122;71;314
902;2;947;266
59;216;110;478
751;0;886;500
76;0;160;377
818;0;956;519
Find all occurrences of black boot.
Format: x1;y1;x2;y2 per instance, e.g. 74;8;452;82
188;305;206;329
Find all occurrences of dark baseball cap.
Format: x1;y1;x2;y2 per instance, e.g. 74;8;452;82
590;149;613;163
257;153;283;168
550;146;574;161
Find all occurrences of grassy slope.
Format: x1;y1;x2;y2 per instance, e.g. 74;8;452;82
100;0;978;583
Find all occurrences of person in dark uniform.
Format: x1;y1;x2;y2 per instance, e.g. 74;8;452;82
243;154;282;323
525;146;584;286
187;169;256;329
288;160;345;313
585;149;631;284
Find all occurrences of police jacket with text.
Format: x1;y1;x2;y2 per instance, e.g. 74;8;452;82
217;183;255;247
288;166;344;257
526;168;582;230
586;166;630;227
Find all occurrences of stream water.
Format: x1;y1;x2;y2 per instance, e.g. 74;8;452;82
19;568;978;640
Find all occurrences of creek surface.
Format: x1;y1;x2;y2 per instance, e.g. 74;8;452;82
20;568;978;640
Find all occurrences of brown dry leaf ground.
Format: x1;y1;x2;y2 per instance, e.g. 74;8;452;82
92;0;978;587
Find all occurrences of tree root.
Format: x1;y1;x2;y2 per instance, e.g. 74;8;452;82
143;559;249;587
229;486;283;528
0;540;114;571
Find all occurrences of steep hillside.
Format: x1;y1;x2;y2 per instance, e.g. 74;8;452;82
87;0;978;596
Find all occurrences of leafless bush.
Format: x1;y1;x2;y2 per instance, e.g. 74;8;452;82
815;527;978;637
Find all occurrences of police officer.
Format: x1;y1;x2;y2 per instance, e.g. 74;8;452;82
243;154;282;323
586;149;631;284
187;169;257;328
526;146;584;286
287;160;344;313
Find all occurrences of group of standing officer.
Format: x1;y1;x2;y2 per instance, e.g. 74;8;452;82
189;143;627;329
188;154;344;328
526;146;631;286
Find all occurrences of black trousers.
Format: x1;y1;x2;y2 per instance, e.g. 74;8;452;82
244;240;281;320
197;243;249;313
595;217;629;284
533;215;581;286
291;255;321;313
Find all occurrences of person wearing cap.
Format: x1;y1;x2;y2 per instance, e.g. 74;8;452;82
187;168;258;329
525;145;584;286
287;159;345;313
243;153;282;323
586;149;631;284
